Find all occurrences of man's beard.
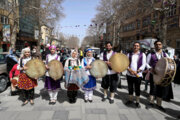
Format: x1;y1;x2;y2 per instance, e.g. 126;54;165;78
107;49;112;52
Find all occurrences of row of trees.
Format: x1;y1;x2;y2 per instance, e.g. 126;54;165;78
8;0;64;50
59;33;80;48
82;0;176;47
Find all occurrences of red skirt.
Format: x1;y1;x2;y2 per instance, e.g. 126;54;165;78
18;73;37;90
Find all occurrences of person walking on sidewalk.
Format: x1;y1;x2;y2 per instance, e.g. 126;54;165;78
81;49;96;103
126;42;146;108
45;45;61;105
100;41;118;104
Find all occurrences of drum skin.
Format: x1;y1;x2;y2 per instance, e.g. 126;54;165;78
90;60;108;78
109;53;129;72
26;59;46;79
48;60;63;80
154;58;176;86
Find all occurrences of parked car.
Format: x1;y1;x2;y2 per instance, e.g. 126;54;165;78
0;52;9;92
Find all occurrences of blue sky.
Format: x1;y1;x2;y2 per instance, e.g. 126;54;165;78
57;0;100;43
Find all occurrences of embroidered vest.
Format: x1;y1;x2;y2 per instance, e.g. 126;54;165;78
129;52;143;70
150;52;167;68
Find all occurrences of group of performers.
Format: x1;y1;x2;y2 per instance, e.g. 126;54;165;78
7;40;179;116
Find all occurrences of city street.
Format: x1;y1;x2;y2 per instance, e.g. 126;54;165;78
0;76;180;120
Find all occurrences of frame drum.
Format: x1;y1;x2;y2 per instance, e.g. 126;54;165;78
90;60;108;78
154;57;176;86
48;60;64;80
26;59;46;79
109;53;129;72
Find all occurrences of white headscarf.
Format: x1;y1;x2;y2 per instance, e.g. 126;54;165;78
20;47;31;58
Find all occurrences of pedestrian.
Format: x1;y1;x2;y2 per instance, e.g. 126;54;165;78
126;42;146;108
6;48;19;73
146;40;170;112
64;50;81;104
17;47;37;106
45;45;61;105
100;41;118;104
9;63;20;96
81;49;96;103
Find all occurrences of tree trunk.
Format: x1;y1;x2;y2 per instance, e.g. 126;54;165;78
10;22;17;49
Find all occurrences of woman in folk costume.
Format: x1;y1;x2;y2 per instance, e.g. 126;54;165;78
64;49;88;103
81;49;96;103
17;47;37;106
45;45;61;105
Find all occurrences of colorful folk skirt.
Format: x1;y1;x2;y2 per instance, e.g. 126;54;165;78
45;76;61;91
82;75;96;91
18;73;37;90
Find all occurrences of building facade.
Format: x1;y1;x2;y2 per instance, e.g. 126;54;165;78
105;0;180;50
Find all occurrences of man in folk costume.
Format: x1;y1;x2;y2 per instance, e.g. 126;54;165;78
100;41;118;104
17;47;37;106
146;40;169;112
64;50;81;104
45;45;61;105
126;42;146;108
81;49;96;103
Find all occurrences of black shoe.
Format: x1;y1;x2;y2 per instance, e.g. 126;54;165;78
30;102;34;105
89;100;93;103
52;102;56;105
101;97;107;102
21;101;28;106
157;105;166;112
11;91;17;96
109;99;114;104
49;101;53;105
84;99;88;103
125;101;133;105
135;103;141;108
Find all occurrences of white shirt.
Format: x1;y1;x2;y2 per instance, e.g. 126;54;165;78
81;57;95;75
17;57;32;73
46;53;60;76
64;57;80;68
126;52;146;77
146;52;169;69
100;51;116;75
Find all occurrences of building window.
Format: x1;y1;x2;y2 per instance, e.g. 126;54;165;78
0;16;8;24
137;20;141;29
143;16;151;27
166;1;177;17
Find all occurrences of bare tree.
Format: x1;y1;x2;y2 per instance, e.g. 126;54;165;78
8;0;64;50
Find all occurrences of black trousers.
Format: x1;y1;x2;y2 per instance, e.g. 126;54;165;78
126;75;142;96
101;74;118;92
149;73;163;98
22;88;34;101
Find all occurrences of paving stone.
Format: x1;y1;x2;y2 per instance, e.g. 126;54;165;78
85;108;107;114
119;114;128;120
52;110;69;120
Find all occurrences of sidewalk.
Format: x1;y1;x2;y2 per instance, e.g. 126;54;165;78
0;77;180;120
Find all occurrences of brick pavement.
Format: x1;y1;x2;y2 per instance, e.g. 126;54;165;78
0;77;180;120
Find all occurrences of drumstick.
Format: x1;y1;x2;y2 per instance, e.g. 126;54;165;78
128;68;140;78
